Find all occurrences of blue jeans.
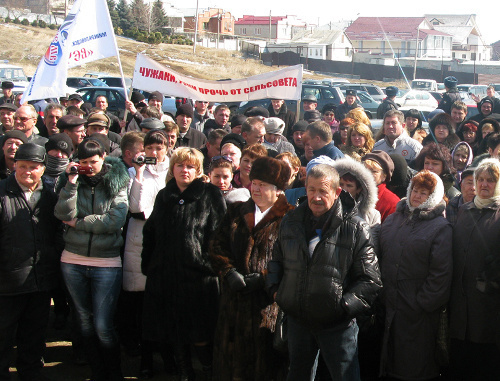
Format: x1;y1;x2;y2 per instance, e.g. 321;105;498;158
287;316;360;381
61;263;122;348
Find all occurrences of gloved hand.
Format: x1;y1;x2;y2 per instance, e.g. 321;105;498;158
225;268;246;292
242;273;265;294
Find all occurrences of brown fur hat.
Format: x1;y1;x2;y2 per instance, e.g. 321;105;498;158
250;156;291;191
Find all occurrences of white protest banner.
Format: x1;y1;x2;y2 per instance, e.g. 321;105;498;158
22;0;119;103
132;53;302;102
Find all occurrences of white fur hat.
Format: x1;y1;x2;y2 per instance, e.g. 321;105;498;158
406;170;444;211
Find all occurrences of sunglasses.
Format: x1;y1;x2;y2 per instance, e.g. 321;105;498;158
339;126;349;131
211;155;233;163
14;116;33;123
324;112;335;117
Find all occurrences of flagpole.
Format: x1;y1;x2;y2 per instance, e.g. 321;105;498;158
102;0;130;123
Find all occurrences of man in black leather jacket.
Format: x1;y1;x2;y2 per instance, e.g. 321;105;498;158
0;144;62;381
267;163;382;381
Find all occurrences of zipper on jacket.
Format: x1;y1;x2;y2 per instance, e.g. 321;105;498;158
86;187;95;257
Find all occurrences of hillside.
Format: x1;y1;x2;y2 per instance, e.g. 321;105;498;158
0;23;294;81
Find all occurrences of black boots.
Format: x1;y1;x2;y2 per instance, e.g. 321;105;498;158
175;345;195;381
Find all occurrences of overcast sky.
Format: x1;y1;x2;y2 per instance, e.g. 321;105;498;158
182;1;499;45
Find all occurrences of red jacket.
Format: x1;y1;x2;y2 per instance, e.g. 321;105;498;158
376;183;399;222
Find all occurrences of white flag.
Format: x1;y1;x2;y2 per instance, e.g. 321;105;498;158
22;0;119;103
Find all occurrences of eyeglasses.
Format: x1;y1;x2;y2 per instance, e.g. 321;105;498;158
339;126;349;131
324;112;335;117
211;155;233;163
14;116;33;123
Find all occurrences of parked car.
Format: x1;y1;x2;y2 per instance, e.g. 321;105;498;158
411;79;438;92
77;86;126;118
429;91;443;102
395;89;438;111
238;84;345;118
0;62;30;91
67;77;107;93
338;83;385;102
322;78;350;86
98;76;133;88
341;90;380;119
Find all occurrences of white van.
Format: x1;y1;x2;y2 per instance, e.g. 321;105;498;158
0;62;30;91
411;79;438;92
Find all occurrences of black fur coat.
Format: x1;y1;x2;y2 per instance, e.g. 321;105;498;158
141;178;226;344
210;194;293;381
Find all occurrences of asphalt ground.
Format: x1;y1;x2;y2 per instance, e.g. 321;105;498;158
6;305;202;381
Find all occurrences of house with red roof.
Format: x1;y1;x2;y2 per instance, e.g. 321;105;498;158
234;15;307;43
345;17;452;60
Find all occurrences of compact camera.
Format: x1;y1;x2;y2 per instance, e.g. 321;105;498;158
133;155;157;165
69;164;94;175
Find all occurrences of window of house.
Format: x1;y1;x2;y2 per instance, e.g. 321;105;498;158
255;28;261;35
203;22;209;30
242;28;247;35
462;54;466;59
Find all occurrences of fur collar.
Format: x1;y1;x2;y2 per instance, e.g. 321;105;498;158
241;193;293;232
56;156;129;198
397;198;446;220
332;157;378;217
163;177;207;202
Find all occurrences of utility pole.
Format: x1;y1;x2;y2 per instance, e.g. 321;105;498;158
193;0;199;53
269;11;272;42
413;27;420;80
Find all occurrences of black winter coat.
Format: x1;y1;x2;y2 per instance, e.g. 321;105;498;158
438;88;461;114
450;199;500;345
268;198;382;329
0;175;62;295
379;199;452;380
267;103;297;139
377;98;398;119
141;178;226;343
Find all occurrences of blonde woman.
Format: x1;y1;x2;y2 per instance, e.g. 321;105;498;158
341;122;375;161
141;147;227;380
347;107;371;127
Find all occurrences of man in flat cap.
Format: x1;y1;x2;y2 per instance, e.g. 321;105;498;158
377;86;399;119
335;89;363;121
302;94;318;113
86;112;121;156
0;143;62;381
0;103;17;135
0;130;28;179
175;104;207;149
14;105;48;146
263;117;296;155
0;81;15;106
58;114;86;155
139;117;164;133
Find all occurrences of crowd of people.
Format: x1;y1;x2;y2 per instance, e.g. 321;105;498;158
0;75;499;381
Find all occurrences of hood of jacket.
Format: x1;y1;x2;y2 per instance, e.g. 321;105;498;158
56;156;130;199
332;157;378;217
405;171;445;213
451;141;474;170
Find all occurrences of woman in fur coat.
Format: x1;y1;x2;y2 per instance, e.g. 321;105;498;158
210;156;294;381
141;147;226;381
